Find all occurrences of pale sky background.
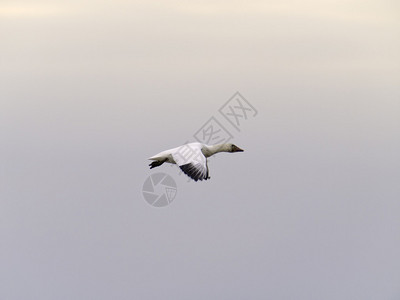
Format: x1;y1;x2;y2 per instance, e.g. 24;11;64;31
1;0;400;299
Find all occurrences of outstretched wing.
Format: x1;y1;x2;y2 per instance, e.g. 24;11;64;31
179;161;209;182
171;144;210;182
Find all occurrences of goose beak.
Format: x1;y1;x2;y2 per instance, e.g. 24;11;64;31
235;147;244;152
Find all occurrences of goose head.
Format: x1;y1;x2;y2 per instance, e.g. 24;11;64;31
229;143;244;152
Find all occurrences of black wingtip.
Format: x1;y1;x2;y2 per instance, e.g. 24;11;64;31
149;160;166;169
180;163;209;182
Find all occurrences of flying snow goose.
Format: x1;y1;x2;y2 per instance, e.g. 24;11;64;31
148;142;244;182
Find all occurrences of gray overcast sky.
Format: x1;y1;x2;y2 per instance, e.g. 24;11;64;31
1;1;400;299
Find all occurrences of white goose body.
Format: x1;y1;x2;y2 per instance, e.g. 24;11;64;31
148;142;244;182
